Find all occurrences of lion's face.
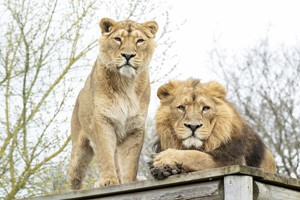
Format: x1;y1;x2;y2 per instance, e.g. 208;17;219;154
99;18;158;78
156;79;233;151
170;87;216;149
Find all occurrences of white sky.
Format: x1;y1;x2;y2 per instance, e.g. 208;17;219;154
170;0;300;80
148;0;300;116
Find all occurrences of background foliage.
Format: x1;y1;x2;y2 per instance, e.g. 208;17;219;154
210;38;300;178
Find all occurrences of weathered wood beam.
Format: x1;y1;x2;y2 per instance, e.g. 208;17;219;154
254;181;300;200
24;165;300;200
224;175;253;200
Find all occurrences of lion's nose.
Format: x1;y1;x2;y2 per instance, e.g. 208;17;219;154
184;123;202;132
121;53;136;61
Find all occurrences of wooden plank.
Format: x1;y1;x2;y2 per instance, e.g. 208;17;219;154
224;175;253;200
93;180;223;200
25;165;300;200
238;165;300;190
254;181;300;200
29;165;242;200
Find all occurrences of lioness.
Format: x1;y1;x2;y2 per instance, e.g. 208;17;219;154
149;79;276;179
68;18;158;190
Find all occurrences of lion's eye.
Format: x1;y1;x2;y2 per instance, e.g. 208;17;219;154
202;106;211;111
114;37;122;42
177;105;186;111
137;39;145;44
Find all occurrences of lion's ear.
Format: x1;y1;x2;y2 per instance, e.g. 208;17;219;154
99;18;116;35
142;21;158;37
157;81;177;102
204;81;227;99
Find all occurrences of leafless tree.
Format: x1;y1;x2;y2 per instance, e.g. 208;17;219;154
0;0;179;198
210;38;300;178
0;0;100;198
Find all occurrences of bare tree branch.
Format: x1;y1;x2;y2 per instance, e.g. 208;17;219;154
210;38;300;178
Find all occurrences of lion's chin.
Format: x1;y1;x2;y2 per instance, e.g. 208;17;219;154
182;137;203;150
118;65;137;78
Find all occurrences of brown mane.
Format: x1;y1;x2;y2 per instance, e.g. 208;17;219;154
150;79;276;179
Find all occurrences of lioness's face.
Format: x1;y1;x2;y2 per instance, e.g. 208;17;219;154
99;18;158;78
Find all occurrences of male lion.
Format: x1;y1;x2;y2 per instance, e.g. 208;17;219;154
149;79;276;179
68;18;158;190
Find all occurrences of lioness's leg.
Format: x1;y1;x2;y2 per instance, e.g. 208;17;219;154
117;128;144;183
91;119;120;187
68;133;94;190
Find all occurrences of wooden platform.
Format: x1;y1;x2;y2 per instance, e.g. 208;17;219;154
29;165;300;200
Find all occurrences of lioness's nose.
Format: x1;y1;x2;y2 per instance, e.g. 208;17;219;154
121;53;136;61
184;123;202;132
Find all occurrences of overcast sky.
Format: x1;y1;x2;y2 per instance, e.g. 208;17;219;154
147;0;300;115
170;0;300;79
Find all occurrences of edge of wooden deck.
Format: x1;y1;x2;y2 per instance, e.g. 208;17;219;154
27;165;300;200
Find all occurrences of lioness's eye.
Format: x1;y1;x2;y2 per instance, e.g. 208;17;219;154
202;106;210;111
177;105;186;111
137;39;145;44
114;37;122;42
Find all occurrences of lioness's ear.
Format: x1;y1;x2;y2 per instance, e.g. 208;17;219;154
204;81;227;99
157;81;177;102
99;18;116;35
142;21;158;37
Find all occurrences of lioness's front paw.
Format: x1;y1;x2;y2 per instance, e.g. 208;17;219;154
148;161;186;180
94;177;119;188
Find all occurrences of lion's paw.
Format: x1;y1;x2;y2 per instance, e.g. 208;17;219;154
148;161;186;180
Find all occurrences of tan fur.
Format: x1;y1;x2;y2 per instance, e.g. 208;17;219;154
152;79;276;174
68;18;158;190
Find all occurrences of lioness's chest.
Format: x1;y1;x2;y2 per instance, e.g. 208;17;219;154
96;90;140;139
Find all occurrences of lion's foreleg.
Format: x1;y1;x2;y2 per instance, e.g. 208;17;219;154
91;119;120;187
175;149;218;171
151;149;218;179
